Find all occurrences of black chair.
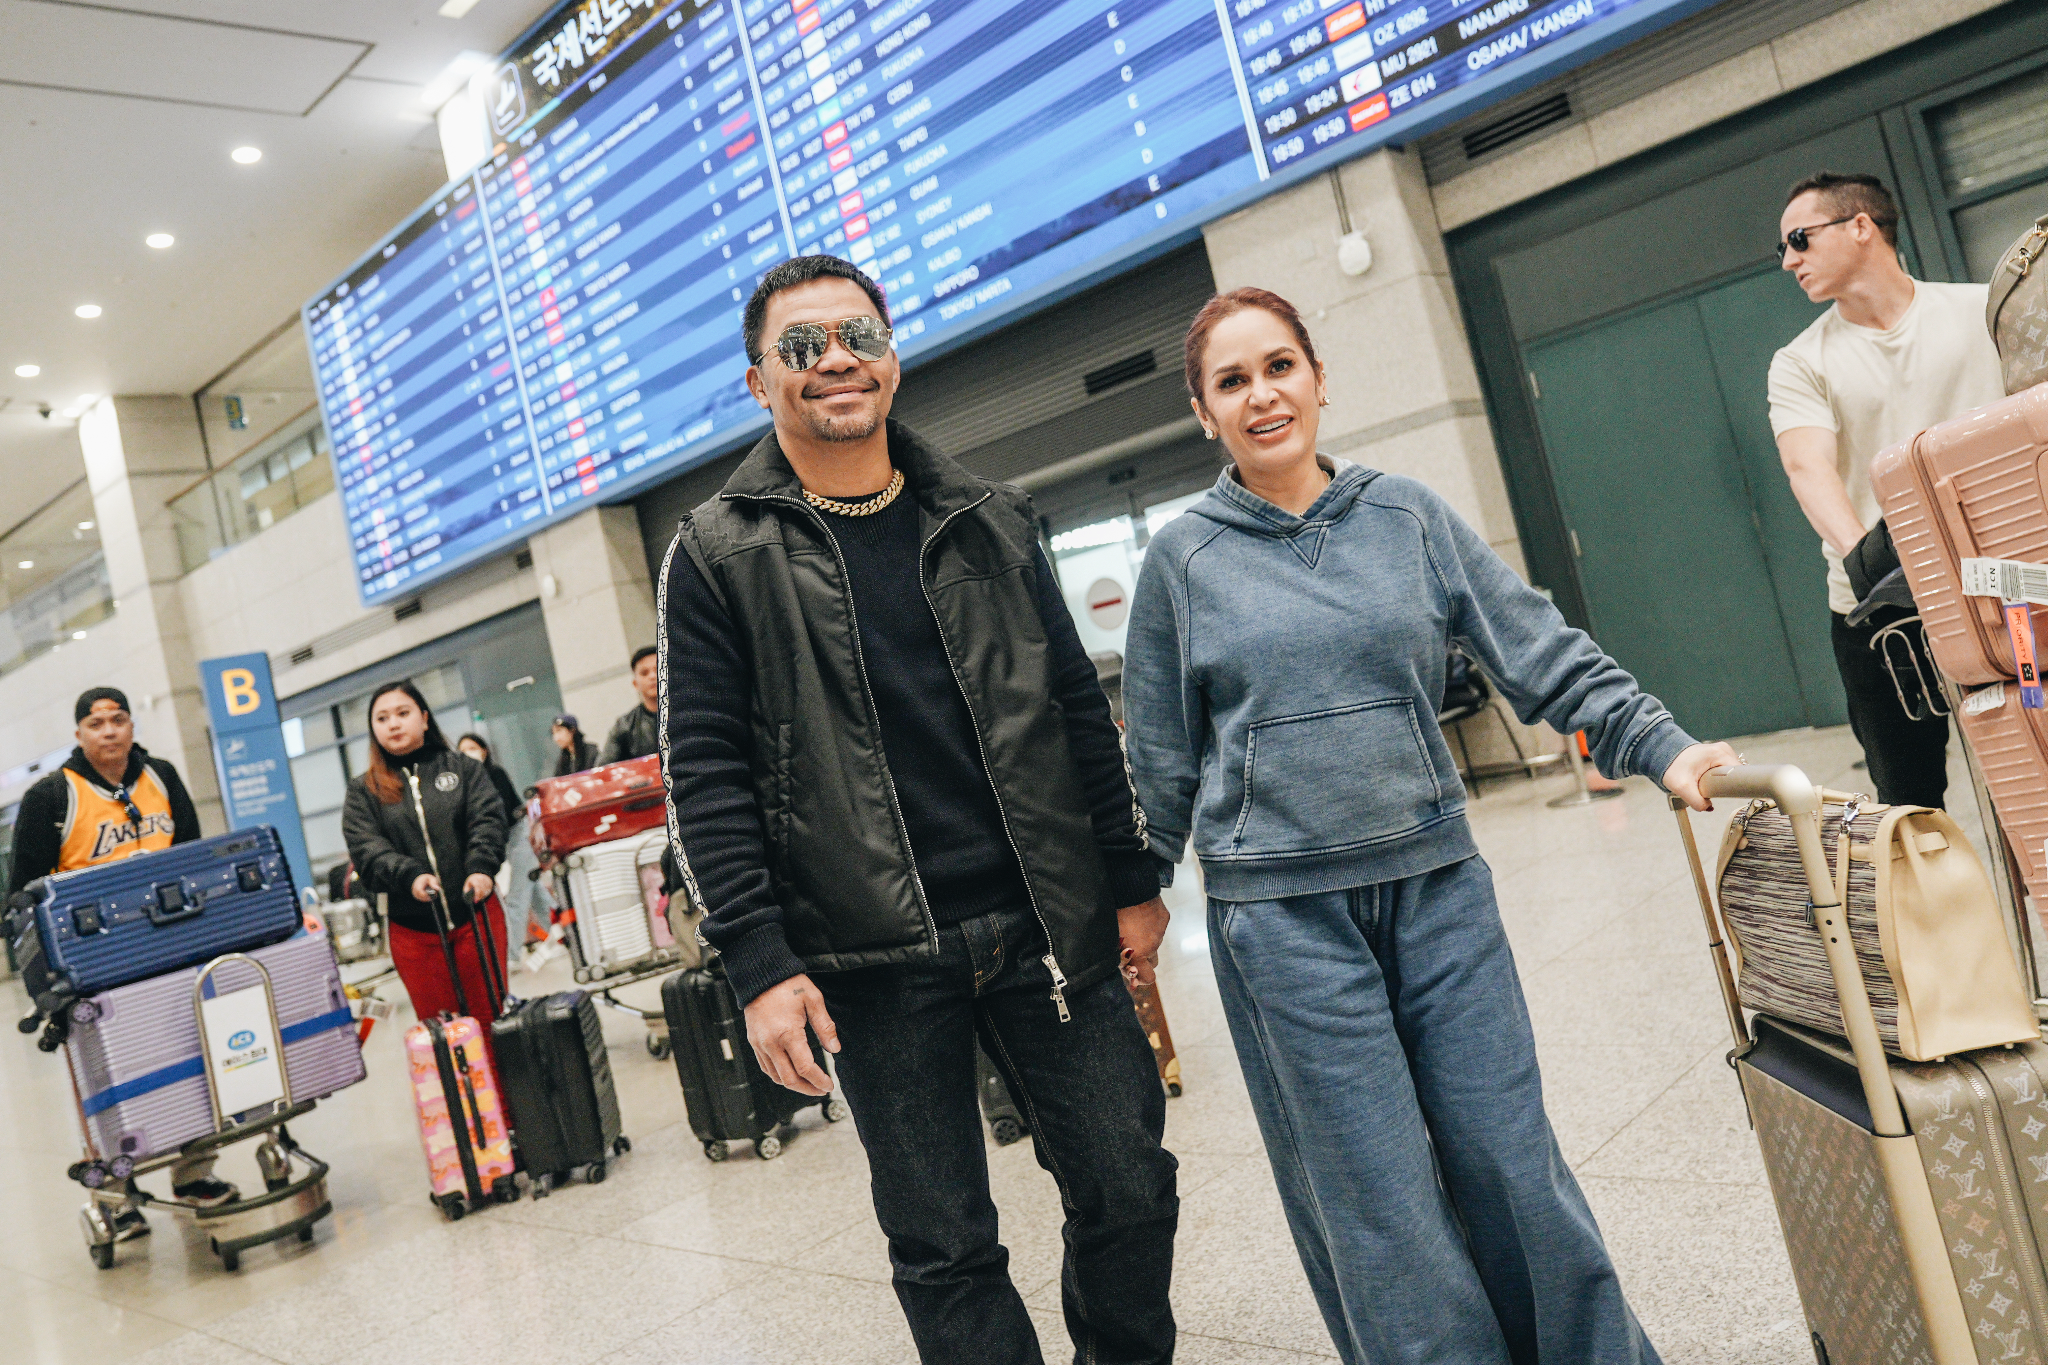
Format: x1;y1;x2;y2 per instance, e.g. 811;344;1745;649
1439;650;1532;795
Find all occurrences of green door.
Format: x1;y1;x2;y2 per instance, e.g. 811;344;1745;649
1526;267;1838;740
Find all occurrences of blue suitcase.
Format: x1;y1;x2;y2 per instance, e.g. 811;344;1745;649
10;828;303;1046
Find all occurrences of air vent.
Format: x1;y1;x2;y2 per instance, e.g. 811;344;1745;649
1083;350;1157;396
393;598;424;622
1461;92;1573;160
515;547;533;570
289;644;315;666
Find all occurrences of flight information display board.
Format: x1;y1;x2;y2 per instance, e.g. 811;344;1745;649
308;0;1710;604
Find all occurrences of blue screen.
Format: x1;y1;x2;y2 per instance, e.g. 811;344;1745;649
307;0;1710;604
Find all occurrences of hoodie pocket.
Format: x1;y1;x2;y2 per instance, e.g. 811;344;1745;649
1231;700;1445;856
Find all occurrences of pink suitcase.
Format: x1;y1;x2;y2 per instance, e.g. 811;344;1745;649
405;1013;516;1218
1871;385;2048;685
1955;679;2048;912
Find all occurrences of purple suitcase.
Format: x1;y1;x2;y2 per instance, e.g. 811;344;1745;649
66;926;365;1162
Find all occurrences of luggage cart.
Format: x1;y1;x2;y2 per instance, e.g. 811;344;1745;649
545;864;698;1058
589;959;690;1060
69;951;334;1272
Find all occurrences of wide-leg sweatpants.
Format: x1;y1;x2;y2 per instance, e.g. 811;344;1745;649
1207;855;1659;1365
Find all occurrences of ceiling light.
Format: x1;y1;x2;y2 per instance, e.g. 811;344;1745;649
438;0;482;15
146;232;174;249
13;364;37;377
17;561;33;569
78;520;94;530
74;304;101;319
72;631;87;640
231;146;262;165
422;51;493;109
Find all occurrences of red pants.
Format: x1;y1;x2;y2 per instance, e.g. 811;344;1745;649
389;896;509;1068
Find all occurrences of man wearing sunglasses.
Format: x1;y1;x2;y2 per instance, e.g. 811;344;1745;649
7;686;231;1219
1768;170;2004;807
658;255;1177;1364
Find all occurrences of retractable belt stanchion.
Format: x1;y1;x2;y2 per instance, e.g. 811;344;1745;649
1547;730;1623;809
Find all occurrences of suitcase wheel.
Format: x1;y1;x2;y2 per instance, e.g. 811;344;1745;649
298;1226;315;1243
437;1193;467;1221
645;1033;671;1060
220;1247;241;1272
613;1135;632;1156
492;1177;519;1204
823;1097;849;1124
586;1160;608;1184
90;1242;114;1270
703;1140;729;1162
1167;1081;1183;1098
991;1118;1024;1146
532;1175;553;1199
754;1135;782;1161
573;968;589;984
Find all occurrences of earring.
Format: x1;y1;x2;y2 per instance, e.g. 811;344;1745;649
1203;427;1216;440
1319;396;1330;407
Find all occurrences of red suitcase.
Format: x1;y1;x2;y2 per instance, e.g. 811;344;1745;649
1955;679;2048;912
1871;384;2048;685
530;755;665;861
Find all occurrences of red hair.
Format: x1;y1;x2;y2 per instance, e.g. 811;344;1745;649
1183;288;1323;402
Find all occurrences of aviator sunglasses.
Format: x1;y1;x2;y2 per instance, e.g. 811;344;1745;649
757;316;894;371
1776;215;1881;259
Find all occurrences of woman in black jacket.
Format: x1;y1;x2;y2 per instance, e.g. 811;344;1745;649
342;681;509;1034
549;713;599;776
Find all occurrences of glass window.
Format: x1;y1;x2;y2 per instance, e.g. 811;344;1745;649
1927;63;2048;196
165;415;336;571
303;810;347;867
290;751;349;816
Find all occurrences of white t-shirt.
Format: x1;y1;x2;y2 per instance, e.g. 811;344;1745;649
1768;279;2006;614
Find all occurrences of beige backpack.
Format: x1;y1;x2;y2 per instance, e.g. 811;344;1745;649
1716;794;2037;1060
1987;210;2048;396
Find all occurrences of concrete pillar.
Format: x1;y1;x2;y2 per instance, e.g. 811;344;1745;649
1200;147;1522;570
527;504;658;736
76;396;225;830
1201;150;1555;771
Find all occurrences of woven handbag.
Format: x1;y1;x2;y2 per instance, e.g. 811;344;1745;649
1987;210;2048;396
1715;794;2037;1060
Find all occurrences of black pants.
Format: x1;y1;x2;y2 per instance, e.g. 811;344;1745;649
1831;606;1949;808
817;905;1179;1365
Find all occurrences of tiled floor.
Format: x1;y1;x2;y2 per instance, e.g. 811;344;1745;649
0;725;1998;1363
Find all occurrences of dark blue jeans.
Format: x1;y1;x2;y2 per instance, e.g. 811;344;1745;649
817;905;1179;1365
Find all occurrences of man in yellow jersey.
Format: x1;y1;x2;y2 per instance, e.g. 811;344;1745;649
8;687;236;1227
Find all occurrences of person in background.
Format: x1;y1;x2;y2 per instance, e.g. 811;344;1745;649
602;646;662;763
9;687;234;1229
663;255;1176;1365
1770;170;2005;807
1124;288;1738;1363
342;682;509;1054
550;714;598;777
458;732;549;963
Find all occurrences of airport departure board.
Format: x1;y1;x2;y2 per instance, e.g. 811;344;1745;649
308;0;1712;604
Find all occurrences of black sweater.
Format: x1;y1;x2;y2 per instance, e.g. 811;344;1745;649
8;746;202;899
664;487;1159;1004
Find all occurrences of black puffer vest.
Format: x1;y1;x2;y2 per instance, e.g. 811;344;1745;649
669;421;1117;991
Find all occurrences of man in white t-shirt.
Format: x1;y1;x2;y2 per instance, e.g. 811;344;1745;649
1768;170;2005;808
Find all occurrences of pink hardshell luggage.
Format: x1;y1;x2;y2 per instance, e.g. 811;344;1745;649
1954;678;2048;911
405;1013;516;1217
1871;384;2048;685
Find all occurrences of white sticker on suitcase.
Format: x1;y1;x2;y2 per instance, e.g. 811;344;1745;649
1964;681;2009;716
1961;557;2048;605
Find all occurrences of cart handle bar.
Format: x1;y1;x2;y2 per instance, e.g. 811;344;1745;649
1698;764;1821;818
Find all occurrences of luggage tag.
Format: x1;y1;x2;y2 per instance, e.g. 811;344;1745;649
2006;599;2045;708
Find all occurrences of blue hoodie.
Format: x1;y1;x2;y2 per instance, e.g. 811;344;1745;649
1123;459;1698;901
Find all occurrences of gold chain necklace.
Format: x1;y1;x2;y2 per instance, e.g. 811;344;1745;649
802;467;905;517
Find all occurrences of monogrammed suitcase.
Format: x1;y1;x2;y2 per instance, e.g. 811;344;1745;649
1678;764;2048;1365
1871;384;2048;686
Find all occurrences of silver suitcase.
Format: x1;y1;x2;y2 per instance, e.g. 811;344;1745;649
323;895;386;964
561;829;688;982
1677;765;2048;1365
66;926;366;1163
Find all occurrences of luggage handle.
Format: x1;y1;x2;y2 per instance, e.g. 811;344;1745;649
147;881;202;927
1673;765;1910;1140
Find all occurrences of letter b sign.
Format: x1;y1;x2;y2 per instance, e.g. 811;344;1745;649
221;669;262;717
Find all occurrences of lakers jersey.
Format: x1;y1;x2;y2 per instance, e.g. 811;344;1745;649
57;765;176;873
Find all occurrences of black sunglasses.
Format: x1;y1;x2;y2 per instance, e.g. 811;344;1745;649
111;784;142;829
1776;215;1875;259
756;316;893;371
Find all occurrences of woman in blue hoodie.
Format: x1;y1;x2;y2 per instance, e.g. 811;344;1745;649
1123;288;1737;1364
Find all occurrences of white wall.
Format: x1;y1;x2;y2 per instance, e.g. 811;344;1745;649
0;620;131;808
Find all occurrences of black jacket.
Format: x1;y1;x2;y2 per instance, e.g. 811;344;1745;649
660;421;1155;1007
554;737;599;777
340;745;507;934
603;704;661;764
8;746;202;899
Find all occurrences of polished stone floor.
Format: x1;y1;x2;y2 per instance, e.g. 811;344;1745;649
0;724;1993;1364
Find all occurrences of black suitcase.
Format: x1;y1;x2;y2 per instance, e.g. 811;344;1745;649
492;990;629;1195
660;968;847;1161
976;1045;1027;1145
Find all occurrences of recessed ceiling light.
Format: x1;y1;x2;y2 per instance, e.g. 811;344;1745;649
17;560;33;569
78;520;94;530
72;631;87;640
438;0;482;15
146;232;175;249
231;145;262;165
13;364;37;377
75;304;102;319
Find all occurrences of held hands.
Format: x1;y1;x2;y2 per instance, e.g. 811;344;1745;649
743;973;841;1097
1662;741;1745;812
410;873;440;903
462;873;496;905
1118;896;1170;987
